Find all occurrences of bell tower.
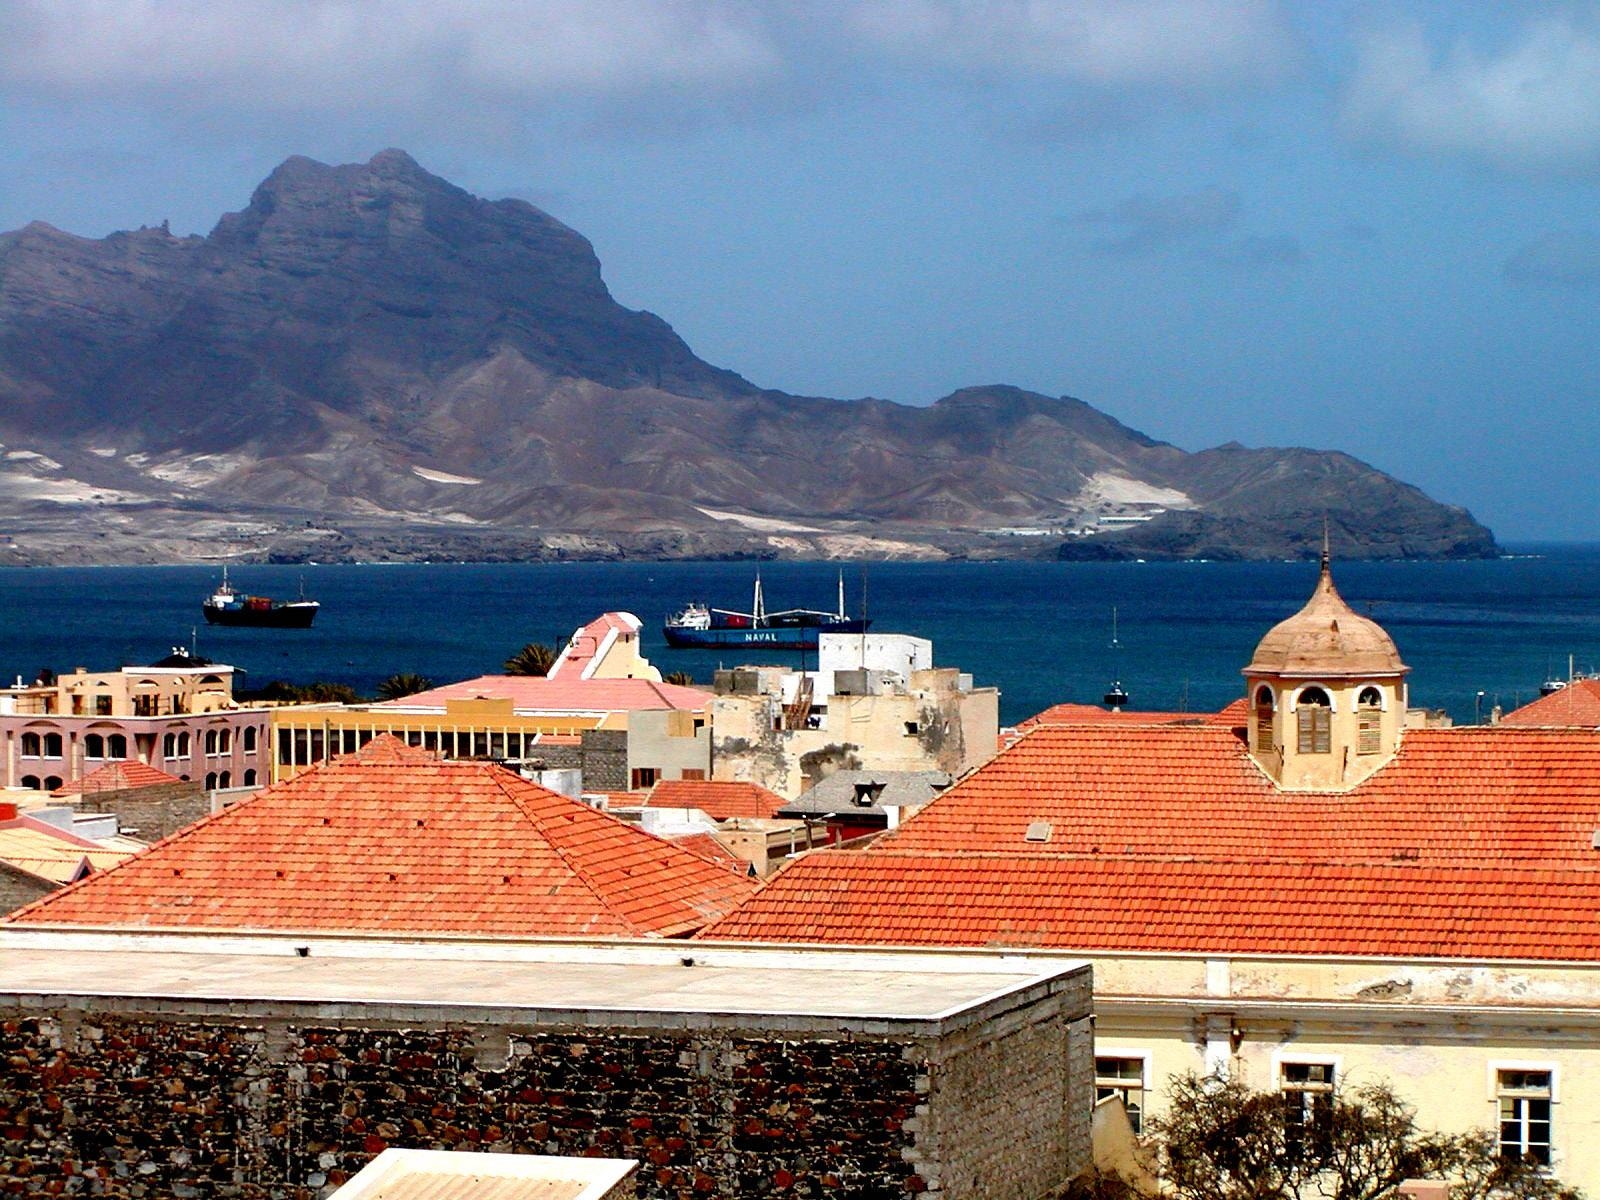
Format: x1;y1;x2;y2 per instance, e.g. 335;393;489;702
1242;545;1408;790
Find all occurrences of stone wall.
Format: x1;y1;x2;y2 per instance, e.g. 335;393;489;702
0;1014;946;1199
579;729;628;792
74;780;210;842
0;863;51;916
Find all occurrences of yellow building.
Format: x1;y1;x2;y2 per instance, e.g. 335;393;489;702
270;613;711;787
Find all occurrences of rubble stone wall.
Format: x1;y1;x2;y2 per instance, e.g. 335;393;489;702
0;1013;963;1200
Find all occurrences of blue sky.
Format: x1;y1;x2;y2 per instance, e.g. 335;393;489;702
3;1;1599;540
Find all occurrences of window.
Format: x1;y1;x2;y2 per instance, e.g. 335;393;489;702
42;733;62;759
178;732;191;757
681;768;706;781
162;732;176;758
84;734;105;759
218;770;231;789
1498;1070;1552;1166
1296;688;1332;755
904;721;920;736
205;772;217;790
94;695;112;716
43;776;61;792
278;728;294;766
205;729;218;755
20;775;39;790
1095;1056;1146;1134
631;767;660;790
243;769;257;787
243;726;258;753
219;728;232;754
1357;687;1382;755
1253;686;1275;753
107;734;127;759
20;733;39;757
1282;1061;1335;1160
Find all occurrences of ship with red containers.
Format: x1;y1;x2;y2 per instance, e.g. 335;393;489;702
662;573;869;650
201;568;320;628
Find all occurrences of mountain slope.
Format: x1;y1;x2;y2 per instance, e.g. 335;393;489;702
0;151;1496;565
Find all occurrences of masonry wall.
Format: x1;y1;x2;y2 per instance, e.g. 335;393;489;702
74;780;210;841
920;973;1093;1199
0;863;51;915
0;1012;964;1200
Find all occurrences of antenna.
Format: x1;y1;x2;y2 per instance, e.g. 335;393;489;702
1321;516;1331;573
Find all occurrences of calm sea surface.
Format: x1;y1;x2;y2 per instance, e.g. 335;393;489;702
1;547;1597;726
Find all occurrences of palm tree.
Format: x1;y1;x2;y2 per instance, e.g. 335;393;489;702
504;642;557;676
664;671;695;687
375;673;433;701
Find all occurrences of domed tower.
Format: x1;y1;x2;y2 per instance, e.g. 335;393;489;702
1243;548;1408;790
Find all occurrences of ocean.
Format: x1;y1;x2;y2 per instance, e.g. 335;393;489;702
2;548;1597;726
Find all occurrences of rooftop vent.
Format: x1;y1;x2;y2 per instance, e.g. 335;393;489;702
1025;820;1053;843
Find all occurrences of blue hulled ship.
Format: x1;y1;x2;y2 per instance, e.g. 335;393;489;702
663;574;870;650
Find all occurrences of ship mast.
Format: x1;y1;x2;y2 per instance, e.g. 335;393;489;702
753;573;766;625
837;570;846;620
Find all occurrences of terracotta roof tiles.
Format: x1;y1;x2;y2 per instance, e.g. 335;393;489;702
647;780;787;821
9;736;755;937
701;853;1600;962
52;760;184;796
1500;679;1600;728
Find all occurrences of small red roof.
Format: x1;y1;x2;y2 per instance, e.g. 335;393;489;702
701;852;1600;962
1016;700;1245;730
671;832;753;876
380;674;710;713
647;780;787;821
53;760;184;796
9;736;755;938
1500;679;1600;728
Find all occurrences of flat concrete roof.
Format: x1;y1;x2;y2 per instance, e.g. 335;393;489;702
0;929;1088;1037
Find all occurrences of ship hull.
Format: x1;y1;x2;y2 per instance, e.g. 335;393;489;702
202;602;319;629
663;618;869;650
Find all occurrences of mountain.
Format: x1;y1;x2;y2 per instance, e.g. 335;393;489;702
0;151;1495;565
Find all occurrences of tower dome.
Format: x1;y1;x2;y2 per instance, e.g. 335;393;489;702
1245;556;1407;679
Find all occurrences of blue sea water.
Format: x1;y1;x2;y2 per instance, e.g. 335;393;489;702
1;547;1597;726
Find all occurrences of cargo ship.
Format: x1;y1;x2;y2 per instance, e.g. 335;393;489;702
201;569;320;628
663;574;869;650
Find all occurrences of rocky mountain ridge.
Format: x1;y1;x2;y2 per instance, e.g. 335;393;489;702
0;151;1495;565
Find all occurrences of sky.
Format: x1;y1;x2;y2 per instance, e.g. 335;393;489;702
2;1;1598;541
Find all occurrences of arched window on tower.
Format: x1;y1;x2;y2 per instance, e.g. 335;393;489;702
1297;688;1332;755
1253;686;1275;753
1357;687;1383;755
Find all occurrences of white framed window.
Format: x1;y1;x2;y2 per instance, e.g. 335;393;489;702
1278;1057;1337;1159
1493;1064;1555;1166
1094;1052;1150;1135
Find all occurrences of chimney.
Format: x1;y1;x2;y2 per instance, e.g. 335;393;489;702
0;802;18;821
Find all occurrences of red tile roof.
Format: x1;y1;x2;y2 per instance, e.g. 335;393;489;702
52;760;184;796
1500;679;1600;728
701;852;1600;962
882;724;1600;866
671;832;754;876
9;736;755;937
380;675;710;713
1016;700;1245;731
646;780;787;821
702;722;1600;963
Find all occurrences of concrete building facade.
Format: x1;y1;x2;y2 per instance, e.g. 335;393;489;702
0;652;269;792
710;634;998;800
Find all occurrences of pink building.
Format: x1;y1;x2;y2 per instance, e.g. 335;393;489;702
0;651;269;792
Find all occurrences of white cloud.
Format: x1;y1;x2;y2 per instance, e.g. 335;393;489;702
0;1;780;112
1342;16;1600;172
846;0;1295;87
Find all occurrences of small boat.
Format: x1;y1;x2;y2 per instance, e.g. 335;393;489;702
202;568;319;629
663;573;869;650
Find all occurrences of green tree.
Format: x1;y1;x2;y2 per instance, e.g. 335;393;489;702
1151;1074;1583;1200
374;673;434;701
664;670;695;686
504;642;557;676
